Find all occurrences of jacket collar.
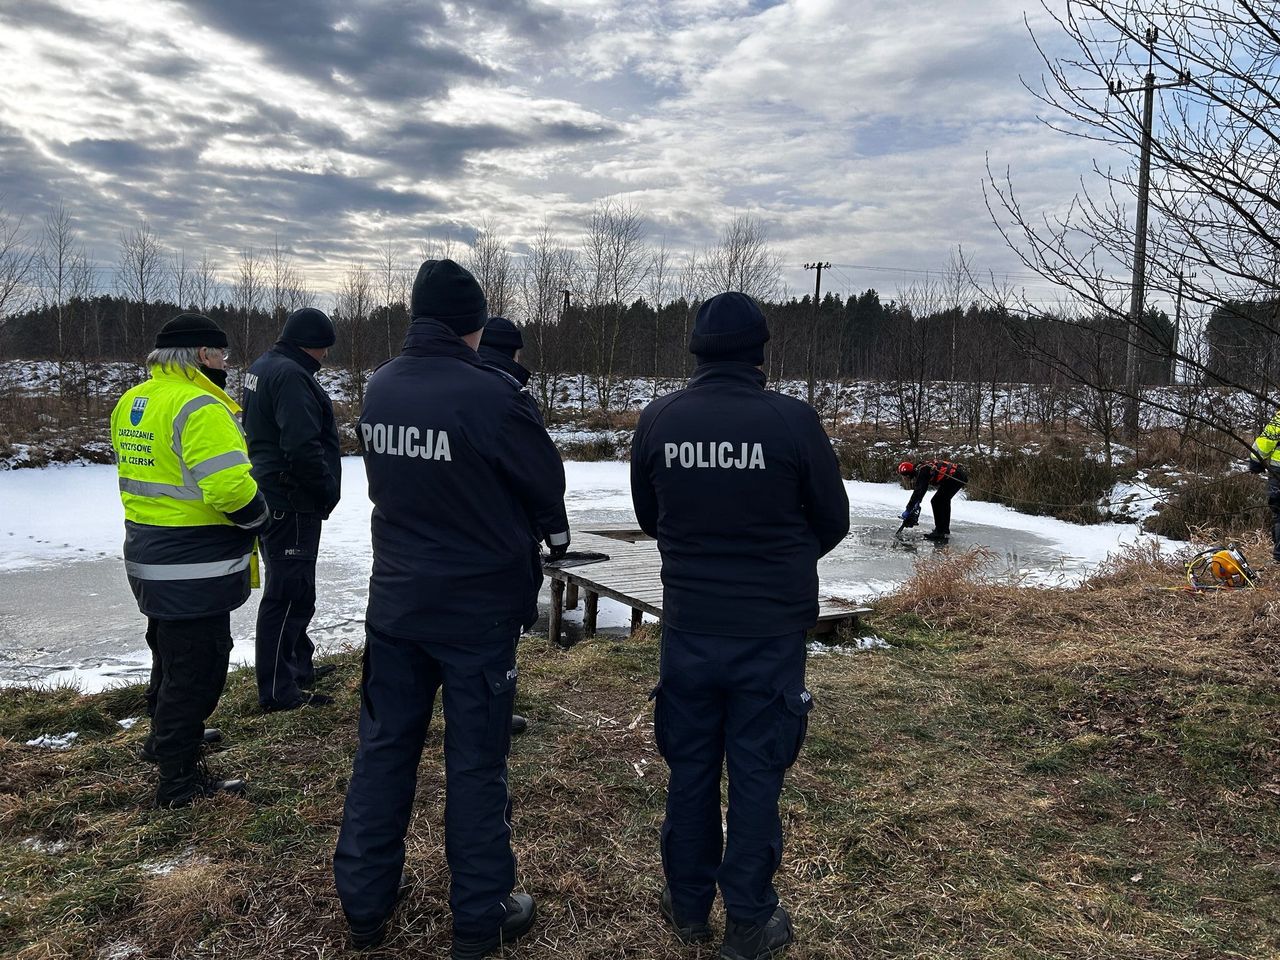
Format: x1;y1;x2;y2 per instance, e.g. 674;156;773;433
272;340;321;374
478;346;531;387
149;364;241;414
401;319;486;367
688;361;767;390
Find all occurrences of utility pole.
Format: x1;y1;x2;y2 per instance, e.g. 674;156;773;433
803;261;829;406
1109;27;1191;440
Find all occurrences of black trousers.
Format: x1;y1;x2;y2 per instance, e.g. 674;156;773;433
930;476;965;536
654;625;811;927
334;622;519;938
255;510;322;708
144;613;233;764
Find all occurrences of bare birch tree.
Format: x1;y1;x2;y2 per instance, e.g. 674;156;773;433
699;214;783;301
116;219;167;357
581;198;647;410
192;250;222;314
520;221;572;413
229;249;265;377
335;262;376;406
40;201;76;362
466;218;515;318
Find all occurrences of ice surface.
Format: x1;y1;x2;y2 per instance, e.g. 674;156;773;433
0;459;1169;691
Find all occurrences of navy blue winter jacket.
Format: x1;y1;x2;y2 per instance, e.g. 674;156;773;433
630;363;850;636
242;342;341;516
361;320;569;639
478;345;532;388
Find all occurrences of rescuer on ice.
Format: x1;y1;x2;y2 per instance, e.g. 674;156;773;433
898;458;968;543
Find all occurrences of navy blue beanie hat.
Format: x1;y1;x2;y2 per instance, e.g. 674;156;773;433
280;307;336;348
480;316;523;358
154;313;227;349
689;291;770;365
410;259;487;336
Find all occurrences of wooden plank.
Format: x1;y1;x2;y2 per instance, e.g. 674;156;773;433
543;528;872;637
549;578;565;647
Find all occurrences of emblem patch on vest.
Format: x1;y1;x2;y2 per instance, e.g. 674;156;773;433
129;397;148;426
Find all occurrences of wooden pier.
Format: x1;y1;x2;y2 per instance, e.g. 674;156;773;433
544;529;871;646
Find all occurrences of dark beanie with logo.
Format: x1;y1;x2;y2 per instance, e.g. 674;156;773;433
154;313;228;349
480;316;523;359
280;307;336;348
410;259;487;336
689;291;770;366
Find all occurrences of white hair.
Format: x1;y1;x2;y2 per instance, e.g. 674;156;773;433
146;346;204;372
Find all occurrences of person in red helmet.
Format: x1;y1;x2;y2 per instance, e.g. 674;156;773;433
897;459;968;543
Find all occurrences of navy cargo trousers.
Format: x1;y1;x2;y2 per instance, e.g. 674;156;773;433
653;625;812;926
334;622;520;938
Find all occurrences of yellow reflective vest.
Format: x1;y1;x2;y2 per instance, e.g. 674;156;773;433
110;364;267;619
1252;410;1280;471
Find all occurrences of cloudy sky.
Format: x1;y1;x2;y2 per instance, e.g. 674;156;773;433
0;0;1103;302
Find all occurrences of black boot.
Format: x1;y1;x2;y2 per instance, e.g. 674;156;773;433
348;871;412;951
720;906;794;960
262;692;334;713
301;663;337;688
450;893;537;960
923;530;949;543
138;727;222;764
511;713;528;735
660;887;712;944
155;755;246;809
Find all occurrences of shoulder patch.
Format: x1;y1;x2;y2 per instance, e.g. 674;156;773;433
129;396;148;426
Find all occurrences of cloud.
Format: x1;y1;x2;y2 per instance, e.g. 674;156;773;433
0;0;1103;301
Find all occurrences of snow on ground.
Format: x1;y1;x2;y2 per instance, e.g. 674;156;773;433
0;459;1163;575
25;731;78;750
0;458;1170;692
1101;473;1166;523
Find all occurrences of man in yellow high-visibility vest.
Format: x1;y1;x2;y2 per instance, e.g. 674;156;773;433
110;313;269;808
1249;410;1280;562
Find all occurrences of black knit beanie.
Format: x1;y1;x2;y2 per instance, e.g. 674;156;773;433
480;316;523;359
410;259;487;336
154;313;228;349
689;292;769;365
280;307;336;348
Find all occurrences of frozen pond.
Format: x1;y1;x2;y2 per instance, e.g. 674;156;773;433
0;460;1160;690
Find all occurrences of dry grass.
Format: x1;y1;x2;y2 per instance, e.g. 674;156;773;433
2;548;1279;959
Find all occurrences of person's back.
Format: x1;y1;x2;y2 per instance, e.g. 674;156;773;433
335;260;566;960
241;309;342;712
362;318;566;636
630;292;848;960
631;364;848;636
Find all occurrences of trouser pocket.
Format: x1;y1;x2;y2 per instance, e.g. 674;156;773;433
773;687;814;769
482;662;518;762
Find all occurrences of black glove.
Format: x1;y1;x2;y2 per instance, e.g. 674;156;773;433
546;533;570;561
1249;458;1266;474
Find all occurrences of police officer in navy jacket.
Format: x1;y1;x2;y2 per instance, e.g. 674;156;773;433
478;315;530;388
334;259;568;958
242;307;342;711
630;291;849;960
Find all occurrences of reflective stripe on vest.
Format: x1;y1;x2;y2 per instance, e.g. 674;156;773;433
124;554;252;581
119;477;202;501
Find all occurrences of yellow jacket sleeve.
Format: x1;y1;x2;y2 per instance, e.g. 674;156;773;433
181;401;260;515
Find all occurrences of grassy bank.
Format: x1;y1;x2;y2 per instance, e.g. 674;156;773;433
3;547;1279;959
